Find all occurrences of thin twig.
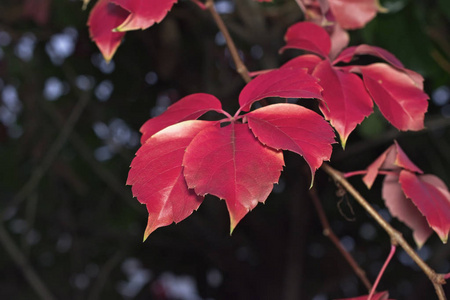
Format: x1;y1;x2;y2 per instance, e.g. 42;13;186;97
367;245;396;300
309;186;372;291
321;162;447;300
205;0;252;84
4;91;91;215
0;222;56;300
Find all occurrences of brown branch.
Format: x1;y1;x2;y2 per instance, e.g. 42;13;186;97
309;186;372;292
321;162;447;300
0;222;56;300
205;0;252;84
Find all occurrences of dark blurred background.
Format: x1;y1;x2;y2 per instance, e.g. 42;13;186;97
0;0;449;299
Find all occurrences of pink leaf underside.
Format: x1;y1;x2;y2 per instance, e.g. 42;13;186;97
328;0;378;30
360;63;428;131
400;170;450;243
183;123;284;232
140;93;223;144
281;54;323;74
328;23;350;60
363;141;423;189
280;21;331;58
312;59;373;146
127;120;215;239
112;0;178;31
88;0;129;62
238;67;323;112
383;174;433;248
334;45;425;88
334;291;392;300
245;103;335;180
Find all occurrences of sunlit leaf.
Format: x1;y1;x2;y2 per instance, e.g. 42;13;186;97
312;59;373;147
238;68;322;112
183;123;284;232
127;120;215;239
140;93;223;143
245;103;335;182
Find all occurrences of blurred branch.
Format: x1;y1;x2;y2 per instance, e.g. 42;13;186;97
87;251;123;300
321;163;447;300
4;90;91;215
40;100;142;213
309;186;372;291
0;222;56;300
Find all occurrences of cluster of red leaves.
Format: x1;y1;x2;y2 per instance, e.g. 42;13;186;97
280;21;428;147
122;15;432;238
127;68;335;240
87;0;178;61
362;141;450;247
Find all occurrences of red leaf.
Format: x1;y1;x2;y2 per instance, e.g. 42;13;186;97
400;171;450;244
183;123;284;232
363;141;423;189
245;103;335;182
334;45;424;88
280;21;331;58
238;68;323;112
280;54;323;74
88;0;129;62
383;174;433;248
312;60;373;147
328;0;380;30
112;0;177;32
127;120;214;239
140;93;223;143
334;44;403;68
334;291;391;300
360;63;428;131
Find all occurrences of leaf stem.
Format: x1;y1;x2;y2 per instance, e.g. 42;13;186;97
309;186;372;291
343;170;398;178
321;162;447;300
367;245;396;300
205;0;252;84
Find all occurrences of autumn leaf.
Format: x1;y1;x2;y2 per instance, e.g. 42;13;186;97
238;68;323;112
400;171;450;244
127;120;215;239
383;174;433;248
87;0;129;62
327;0;384;30
112;0;178;32
245;103;335;183
312;59;373;147
280;21;331;58
363;141;422;189
183;123;284;233
359;64;428;131
139;93;223;143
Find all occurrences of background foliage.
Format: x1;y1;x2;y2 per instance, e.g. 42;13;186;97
0;0;449;299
